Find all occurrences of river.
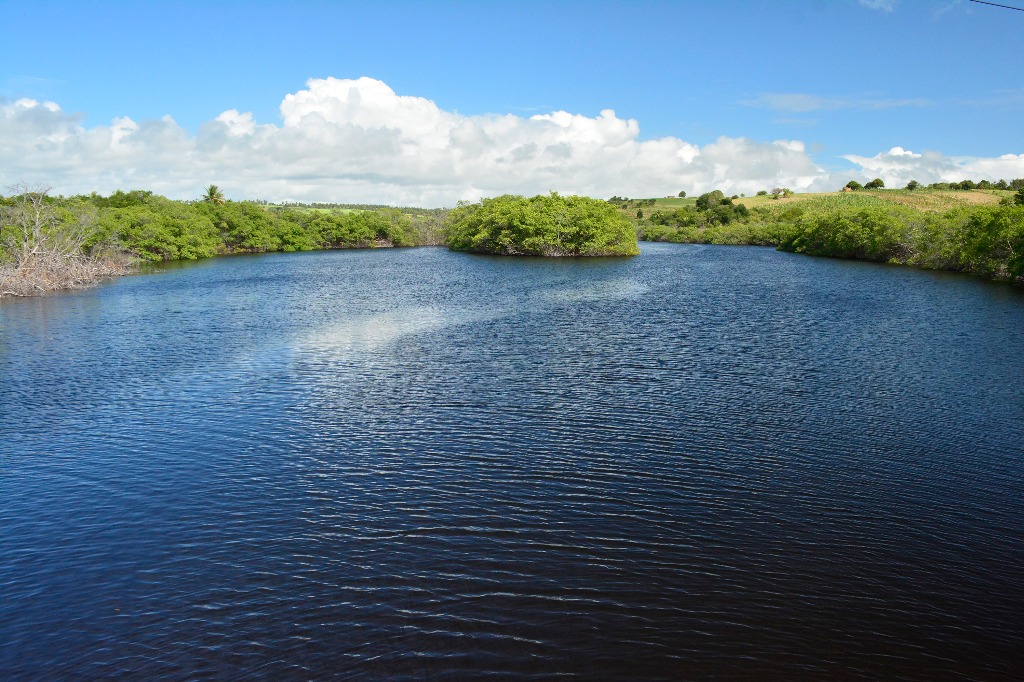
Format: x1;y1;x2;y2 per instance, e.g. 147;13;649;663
2;244;1023;679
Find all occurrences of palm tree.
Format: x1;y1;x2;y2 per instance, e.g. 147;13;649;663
202;184;225;205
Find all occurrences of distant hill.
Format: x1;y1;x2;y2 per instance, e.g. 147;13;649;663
614;188;1010;214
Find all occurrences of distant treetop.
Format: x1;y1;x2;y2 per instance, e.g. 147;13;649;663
202;184;225;205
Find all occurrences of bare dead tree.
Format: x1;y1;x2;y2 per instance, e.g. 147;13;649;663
1;184;133;297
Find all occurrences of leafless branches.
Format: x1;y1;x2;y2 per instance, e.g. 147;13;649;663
0;184;134;297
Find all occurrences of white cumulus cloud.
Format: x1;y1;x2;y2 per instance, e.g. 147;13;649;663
841;146;1024;187
0;78;1020;205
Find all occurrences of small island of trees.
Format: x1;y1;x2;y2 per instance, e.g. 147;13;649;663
444;193;639;257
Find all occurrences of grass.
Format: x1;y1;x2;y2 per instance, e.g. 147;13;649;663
280;206;358;214
732;189;1008;213
648;197;697;208
623;189;1006;214
880;188;1009;211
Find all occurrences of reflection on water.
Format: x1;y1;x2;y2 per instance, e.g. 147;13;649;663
2;244;1023;680
301;307;454;352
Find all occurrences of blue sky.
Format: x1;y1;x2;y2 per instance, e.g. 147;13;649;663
1;0;1022;205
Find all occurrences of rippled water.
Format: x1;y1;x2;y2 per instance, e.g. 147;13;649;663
2;244;1023;679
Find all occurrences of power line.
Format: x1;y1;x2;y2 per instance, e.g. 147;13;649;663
969;0;1024;11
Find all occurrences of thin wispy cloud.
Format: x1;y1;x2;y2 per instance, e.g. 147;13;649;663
741;93;932;113
933;1;962;19
959;88;1024;108
0;75;68;100
770;117;820;128
859;0;897;11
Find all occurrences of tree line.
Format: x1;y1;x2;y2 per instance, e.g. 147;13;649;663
5;181;1024;297
1;185;444;296
635;187;1024;283
845;178;1024;191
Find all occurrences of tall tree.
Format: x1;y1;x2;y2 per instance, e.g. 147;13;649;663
202;184;225;205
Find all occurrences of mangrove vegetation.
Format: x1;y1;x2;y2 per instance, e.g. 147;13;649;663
628;184;1024;284
445;193;639;257
1;186;444;296
3;181;1024;297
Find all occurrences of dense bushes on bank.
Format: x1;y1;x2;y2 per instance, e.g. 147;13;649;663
1;188;133;296
1;187;443;296
5;184;1024;298
445;193;639;257
82;192;428;262
635;191;1024;284
776;205;1024;280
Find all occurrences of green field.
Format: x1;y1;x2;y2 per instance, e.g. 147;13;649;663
627;188;1011;213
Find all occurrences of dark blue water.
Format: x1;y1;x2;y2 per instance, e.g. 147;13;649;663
2;244;1023;679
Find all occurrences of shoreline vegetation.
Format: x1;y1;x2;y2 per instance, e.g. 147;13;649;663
0;187;136;297
622;182;1024;285
1;184;446;297
2;181;1023;298
445;193;639;257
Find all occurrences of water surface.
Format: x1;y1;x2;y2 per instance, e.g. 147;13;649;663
2;244;1023;679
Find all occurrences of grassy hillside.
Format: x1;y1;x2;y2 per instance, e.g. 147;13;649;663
735;188;1009;212
623;188;1010;214
625;188;1024;284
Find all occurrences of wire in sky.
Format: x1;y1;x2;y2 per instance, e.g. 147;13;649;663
968;0;1024;11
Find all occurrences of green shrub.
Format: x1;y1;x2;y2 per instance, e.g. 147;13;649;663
445;193;638;257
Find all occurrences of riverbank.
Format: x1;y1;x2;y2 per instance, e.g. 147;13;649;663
629;189;1024;286
0;188;446;298
0;254;134;297
4;187;1024;299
